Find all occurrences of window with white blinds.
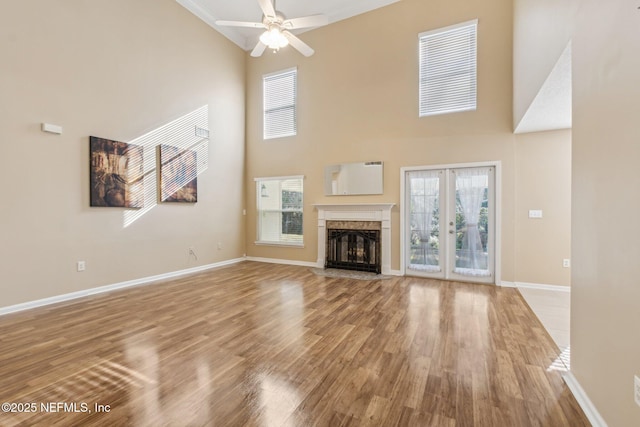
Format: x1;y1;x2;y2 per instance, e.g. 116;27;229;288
419;20;477;117
255;176;304;246
263;68;297;140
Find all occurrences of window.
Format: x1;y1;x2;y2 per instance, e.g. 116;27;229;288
263;68;297;139
255;176;303;246
419;20;477;117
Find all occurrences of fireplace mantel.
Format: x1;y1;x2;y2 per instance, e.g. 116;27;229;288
314;203;395;274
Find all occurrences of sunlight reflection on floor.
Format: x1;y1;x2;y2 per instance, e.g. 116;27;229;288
548;345;571;372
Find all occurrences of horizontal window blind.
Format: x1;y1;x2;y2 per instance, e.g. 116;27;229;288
255;176;303;245
419;20;477;117
263;68;297;139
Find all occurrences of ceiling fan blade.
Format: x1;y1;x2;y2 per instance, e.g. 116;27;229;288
283;14;329;30
257;0;276;19
251;41;267;57
215;20;266;29
283;31;315;57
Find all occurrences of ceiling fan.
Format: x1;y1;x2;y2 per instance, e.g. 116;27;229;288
215;0;328;57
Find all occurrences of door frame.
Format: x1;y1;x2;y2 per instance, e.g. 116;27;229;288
400;161;502;285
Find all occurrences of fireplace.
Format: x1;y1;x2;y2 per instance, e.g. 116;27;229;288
314;204;395;275
326;221;381;273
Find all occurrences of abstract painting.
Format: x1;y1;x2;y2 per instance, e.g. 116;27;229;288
159;145;198;203
90;136;144;208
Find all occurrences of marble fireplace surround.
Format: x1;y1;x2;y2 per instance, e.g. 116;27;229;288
314;204;395;275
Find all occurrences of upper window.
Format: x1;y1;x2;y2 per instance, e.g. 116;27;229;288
419;20;477;117
263;68;297;140
255;176;304;246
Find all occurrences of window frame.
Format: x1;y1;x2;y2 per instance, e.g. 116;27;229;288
418;19;478;117
263;67;298;140
254;175;304;247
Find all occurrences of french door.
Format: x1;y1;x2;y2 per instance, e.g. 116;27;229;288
403;164;496;283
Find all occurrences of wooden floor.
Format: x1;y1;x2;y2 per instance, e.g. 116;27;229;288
0;262;589;426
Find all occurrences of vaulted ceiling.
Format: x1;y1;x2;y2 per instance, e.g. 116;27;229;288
178;0;571;134
176;0;400;50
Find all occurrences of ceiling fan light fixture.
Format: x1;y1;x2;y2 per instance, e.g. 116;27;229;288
259;27;289;50
216;0;325;57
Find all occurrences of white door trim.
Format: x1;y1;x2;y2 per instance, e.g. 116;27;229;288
400;161;502;285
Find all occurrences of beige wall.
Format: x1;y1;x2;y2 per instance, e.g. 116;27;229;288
515;130;571;286
572;1;640;425
245;0;518;277
0;0;246;307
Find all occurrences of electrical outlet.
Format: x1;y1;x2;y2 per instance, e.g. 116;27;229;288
217;242;222;250
635;375;640;407
77;261;86;272
563;259;571;268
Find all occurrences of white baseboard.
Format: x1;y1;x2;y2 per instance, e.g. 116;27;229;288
389;269;403;276
499;280;570;292
245;256;318;268
0;257;245;317
499;280;517;287
516;281;571;292
563;372;608;427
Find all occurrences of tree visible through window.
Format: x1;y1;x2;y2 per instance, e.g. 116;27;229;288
255;176;303;245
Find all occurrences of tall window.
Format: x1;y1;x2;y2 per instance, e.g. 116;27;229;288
263;68;297;140
419;20;477;117
255;176;303;246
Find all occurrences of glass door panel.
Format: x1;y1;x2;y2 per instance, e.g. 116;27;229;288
406;170;444;278
449;167;493;282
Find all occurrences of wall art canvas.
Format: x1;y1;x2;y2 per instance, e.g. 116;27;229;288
90;136;144;208
159;145;198;203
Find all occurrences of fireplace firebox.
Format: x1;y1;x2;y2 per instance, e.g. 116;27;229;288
325;221;381;273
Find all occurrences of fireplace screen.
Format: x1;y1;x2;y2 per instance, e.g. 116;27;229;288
326;229;381;274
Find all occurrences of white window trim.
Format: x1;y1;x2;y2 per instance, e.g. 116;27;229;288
254;175;304;247
263;67;297;140
262;67;297;80
418;19;477;39
254;175;305;182
418;19;478;117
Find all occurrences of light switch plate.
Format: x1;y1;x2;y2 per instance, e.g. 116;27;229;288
634;375;640;407
528;209;543;218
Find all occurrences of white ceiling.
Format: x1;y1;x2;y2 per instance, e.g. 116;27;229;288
515;42;572;134
176;0;400;50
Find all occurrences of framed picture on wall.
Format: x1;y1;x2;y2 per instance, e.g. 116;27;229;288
159;145;198;203
89;136;144;208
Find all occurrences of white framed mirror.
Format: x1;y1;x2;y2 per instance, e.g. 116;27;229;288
324;161;383;195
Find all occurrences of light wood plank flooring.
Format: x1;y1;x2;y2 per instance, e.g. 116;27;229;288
0;262;589;426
